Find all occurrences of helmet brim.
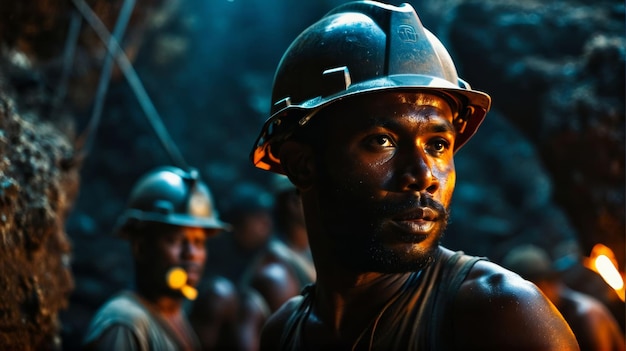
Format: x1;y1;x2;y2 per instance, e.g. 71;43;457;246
252;74;491;174
116;209;233;238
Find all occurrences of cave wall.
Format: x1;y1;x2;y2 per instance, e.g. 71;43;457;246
0;63;79;350
435;0;624;267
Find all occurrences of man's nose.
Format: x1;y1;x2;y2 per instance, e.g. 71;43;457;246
398;149;439;194
181;240;201;258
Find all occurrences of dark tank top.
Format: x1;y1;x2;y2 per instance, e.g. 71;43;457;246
279;249;485;350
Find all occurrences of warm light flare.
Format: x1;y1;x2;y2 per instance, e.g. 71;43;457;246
595;255;624;290
584;244;625;302
167;267;187;289
166;267;198;300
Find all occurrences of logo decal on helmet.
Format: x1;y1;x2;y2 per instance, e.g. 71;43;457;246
397;25;417;42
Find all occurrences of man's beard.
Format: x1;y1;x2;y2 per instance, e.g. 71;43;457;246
352;226;445;273
324;191;450;274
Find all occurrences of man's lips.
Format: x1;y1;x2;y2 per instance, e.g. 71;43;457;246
392;207;439;221
390;207;440;236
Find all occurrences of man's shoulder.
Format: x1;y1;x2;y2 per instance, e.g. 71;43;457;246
87;292;155;334
450;259;580;350
96;292;148;319
434;248;540;307
464;258;533;290
263;294;305;330
83;292;181;350
83;292;147;347
260;294;305;350
455;257;552;309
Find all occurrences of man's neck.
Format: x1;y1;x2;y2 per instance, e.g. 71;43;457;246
134;291;197;350
313;269;412;340
136;289;184;316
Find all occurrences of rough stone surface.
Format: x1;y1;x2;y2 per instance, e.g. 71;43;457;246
439;0;624;266
0;65;80;350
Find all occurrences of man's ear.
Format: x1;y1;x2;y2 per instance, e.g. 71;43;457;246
279;140;315;190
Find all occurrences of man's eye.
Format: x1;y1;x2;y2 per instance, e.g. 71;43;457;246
367;135;394;148
193;237;207;248
428;139;450;153
165;235;182;245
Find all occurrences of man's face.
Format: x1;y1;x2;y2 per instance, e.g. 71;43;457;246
309;92;457;273
139;225;211;292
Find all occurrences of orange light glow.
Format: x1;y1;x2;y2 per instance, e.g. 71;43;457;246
583;244;625;302
595;255;624;290
166;267;198;300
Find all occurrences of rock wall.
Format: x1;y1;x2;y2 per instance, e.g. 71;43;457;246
0;65;79;350
436;0;624;267
0;0;156;349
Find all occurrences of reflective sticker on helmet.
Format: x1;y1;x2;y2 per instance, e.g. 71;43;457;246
189;188;211;217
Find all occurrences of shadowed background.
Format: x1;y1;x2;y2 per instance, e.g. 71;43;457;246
0;0;623;349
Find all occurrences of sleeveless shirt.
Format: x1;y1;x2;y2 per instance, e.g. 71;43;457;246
278;248;484;350
83;291;201;351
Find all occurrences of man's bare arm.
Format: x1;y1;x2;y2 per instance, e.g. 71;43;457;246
452;260;580;351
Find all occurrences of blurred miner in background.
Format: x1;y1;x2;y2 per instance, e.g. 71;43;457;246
198;180;315;350
271;174;313;266
83;166;229;351
242;175;316;313
204;182;275;287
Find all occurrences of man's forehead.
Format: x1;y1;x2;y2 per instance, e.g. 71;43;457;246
394;92;457;113
140;224;210;239
332;91;456;114
326;91;456;124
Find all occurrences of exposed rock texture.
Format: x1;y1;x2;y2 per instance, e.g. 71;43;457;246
440;0;624;266
0;0;156;349
0;62;80;349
